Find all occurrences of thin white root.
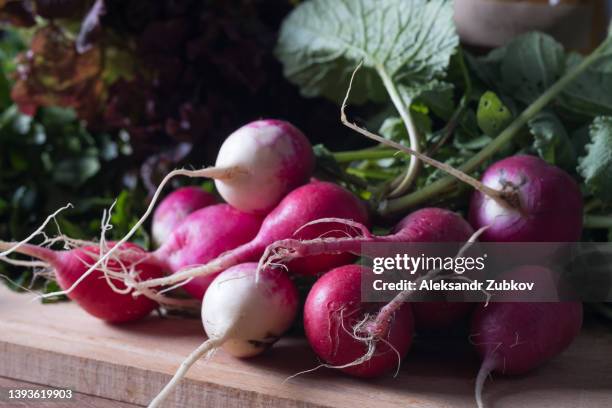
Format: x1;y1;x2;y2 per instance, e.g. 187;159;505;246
293;217;372;238
475;358;496;408
148;337;224;408
283;341;375;382
0;204;73;258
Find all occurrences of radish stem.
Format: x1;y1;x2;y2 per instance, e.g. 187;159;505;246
376;64;422;197
381;36;612;215
333;148;399;163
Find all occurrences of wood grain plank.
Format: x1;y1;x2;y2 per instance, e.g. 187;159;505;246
0;287;611;407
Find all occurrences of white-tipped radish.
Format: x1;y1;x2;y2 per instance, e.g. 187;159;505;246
214;120;314;214
148;262;298;407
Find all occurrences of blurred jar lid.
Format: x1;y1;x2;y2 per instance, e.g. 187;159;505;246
454;0;607;52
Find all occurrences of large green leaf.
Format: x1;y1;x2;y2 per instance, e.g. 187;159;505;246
469;33;564;104
275;0;458;105
578;116;612;202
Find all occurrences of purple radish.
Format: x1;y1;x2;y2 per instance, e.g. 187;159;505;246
470;266;583;408
469;155;583;242
151;186;217;247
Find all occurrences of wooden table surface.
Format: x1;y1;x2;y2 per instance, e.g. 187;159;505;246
0;286;611;408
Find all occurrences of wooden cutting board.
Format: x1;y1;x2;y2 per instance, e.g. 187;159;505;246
0;286;611;408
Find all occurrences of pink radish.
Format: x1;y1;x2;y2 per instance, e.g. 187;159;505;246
469;155;583;242
151;186;217;247
76;119;314;295
259;208;477;330
148;263;298;407
153;204;263;299
470;266;583;408
0;241;163;323
304;264;414;378
132;181;369;291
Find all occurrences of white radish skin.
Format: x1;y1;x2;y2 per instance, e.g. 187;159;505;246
202;264;298;357
148;263;298;407
215;120;314;214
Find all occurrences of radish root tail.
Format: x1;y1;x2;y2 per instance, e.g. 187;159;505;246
148;337;224;408
0;204;73;258
475;358;496;408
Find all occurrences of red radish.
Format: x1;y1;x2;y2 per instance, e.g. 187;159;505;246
470;266;583;408
259;208;477;330
469;155;583;242
133;181;369;290
304;264;414;377
148;263;298;407
153;204;263;299
151;186;217;247
78;119;314;294
0;241;163;323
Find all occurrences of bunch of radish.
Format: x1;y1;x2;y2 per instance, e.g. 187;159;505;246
0;112;587;408
250;149;584;407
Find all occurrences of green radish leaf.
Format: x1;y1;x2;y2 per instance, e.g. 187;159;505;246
469;33;564;104
275;0;458;105
578;116;612;202
528;111;575;169
559;52;612;117
477;91;513;137
499;33;564;104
